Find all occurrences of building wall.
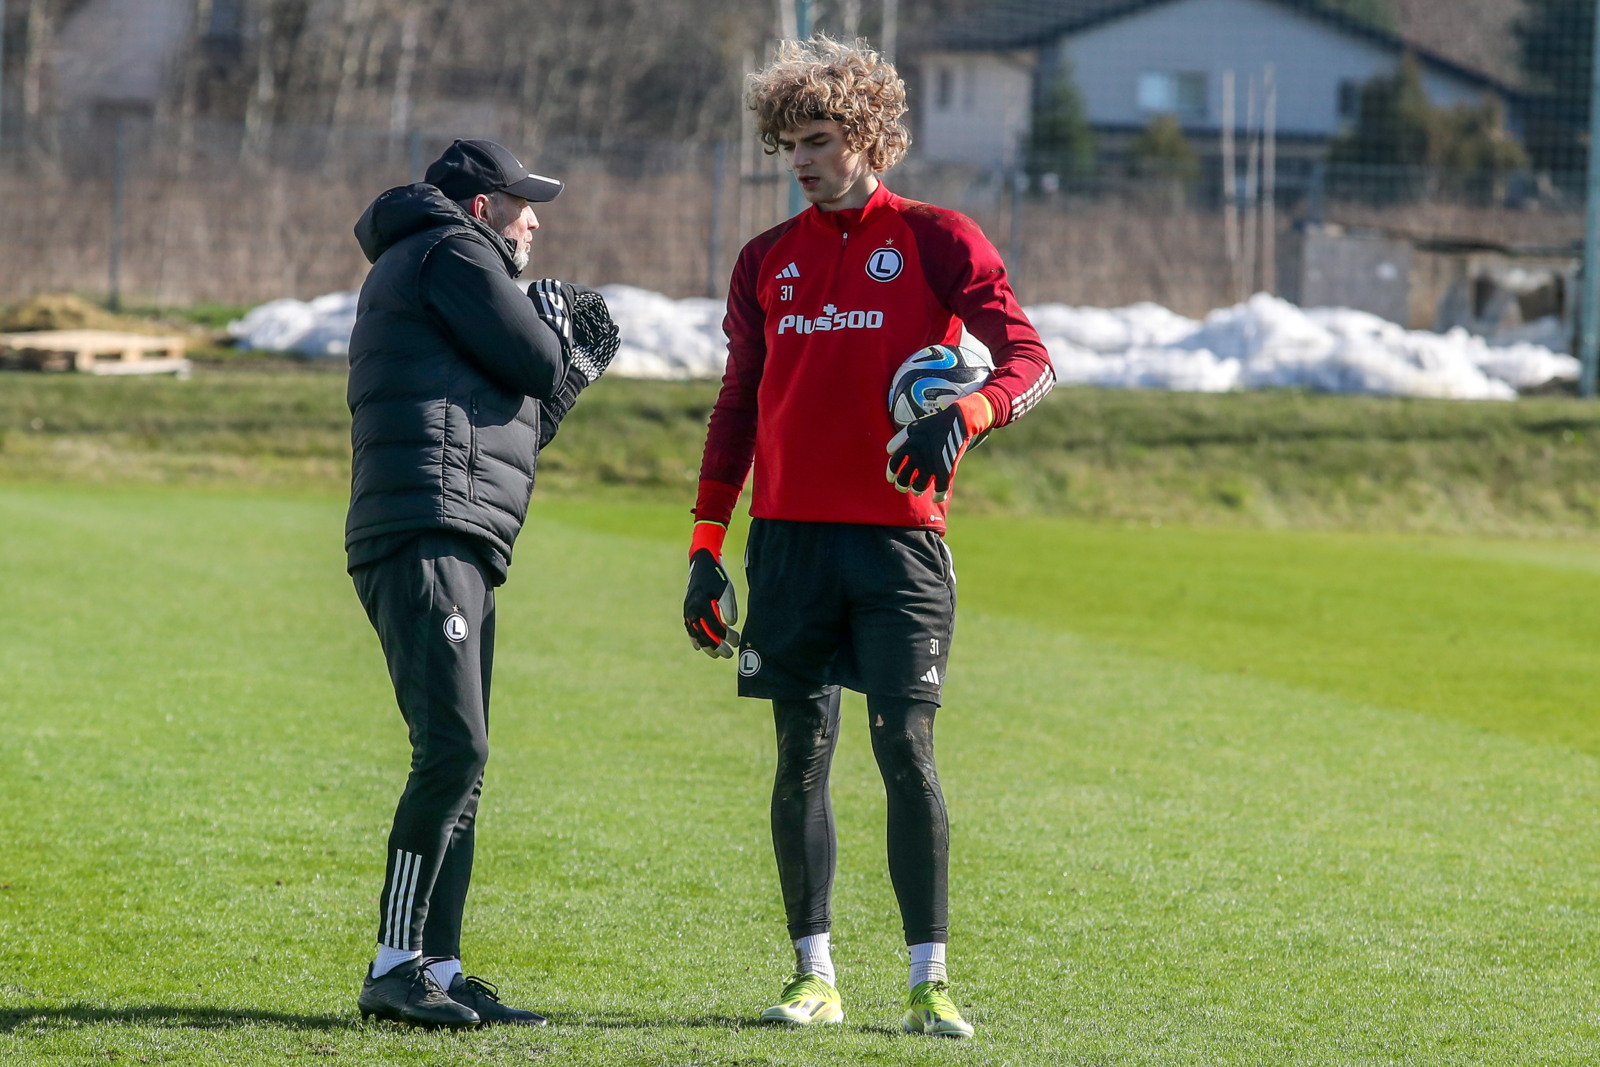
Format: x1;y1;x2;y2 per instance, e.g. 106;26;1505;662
916;50;1036;167
1061;0;1492;137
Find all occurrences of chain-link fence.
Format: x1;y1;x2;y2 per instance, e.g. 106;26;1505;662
0;115;751;307
1;111;1579;320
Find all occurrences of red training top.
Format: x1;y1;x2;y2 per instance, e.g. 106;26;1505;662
694;182;1055;533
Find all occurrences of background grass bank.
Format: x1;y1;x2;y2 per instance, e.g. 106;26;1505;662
4;371;1600;534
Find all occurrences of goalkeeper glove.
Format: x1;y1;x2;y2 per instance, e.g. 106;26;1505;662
886;392;994;503
531;280;621;385
569;288;621;384
530;278;576;350
684;521;740;658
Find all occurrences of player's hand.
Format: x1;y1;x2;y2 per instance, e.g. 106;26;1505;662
684;522;739;658
886;393;994;503
685;549;740;657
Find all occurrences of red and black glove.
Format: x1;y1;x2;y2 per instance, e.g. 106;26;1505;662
886;393;995;503
684;521;740;658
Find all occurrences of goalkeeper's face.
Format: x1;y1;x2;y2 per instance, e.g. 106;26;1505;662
477;191;539;274
779;119;877;212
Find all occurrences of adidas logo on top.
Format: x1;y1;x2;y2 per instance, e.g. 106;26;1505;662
775;262;801;280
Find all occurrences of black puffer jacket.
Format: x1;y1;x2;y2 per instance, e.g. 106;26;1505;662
345;182;584;575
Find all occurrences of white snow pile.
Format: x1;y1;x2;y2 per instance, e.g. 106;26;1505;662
1011;294;1579;400
596;285;727;379
227;291;358;360
228;286;1579;400
226;284;727;378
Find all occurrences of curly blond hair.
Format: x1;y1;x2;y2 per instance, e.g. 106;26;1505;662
747;36;910;173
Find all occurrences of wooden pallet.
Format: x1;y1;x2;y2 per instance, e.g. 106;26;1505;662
0;329;191;377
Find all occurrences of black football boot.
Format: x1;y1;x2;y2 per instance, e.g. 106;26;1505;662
358;957;481;1028
447;974;549;1026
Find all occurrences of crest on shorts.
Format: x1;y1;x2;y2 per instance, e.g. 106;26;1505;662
738;649;762;677
444;613;469;643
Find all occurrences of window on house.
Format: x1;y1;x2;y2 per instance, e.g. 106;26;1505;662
936;66;955;111
1137;71;1207;121
1337;79;1363;124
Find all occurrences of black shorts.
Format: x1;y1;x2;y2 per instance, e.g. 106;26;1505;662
737;519;956;704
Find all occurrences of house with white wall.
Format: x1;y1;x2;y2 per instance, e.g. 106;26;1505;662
914;0;1518;170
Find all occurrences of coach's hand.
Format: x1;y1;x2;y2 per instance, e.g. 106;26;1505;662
569;287;621;384
886;392;994;503
530;278;578;350
684;522;740;658
533;280;622;385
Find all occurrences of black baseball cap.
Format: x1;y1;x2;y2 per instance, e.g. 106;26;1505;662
425;139;563;203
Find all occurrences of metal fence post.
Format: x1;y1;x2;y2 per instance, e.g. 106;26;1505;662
1306;160;1326;226
108;118;128;312
0;0;7;157
786;0;813;219
1581;0;1600;398
407;129;424;182
707;141;727;298
1008;169;1024;284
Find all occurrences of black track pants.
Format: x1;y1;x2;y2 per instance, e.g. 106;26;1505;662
770;692;950;945
352;532;495;960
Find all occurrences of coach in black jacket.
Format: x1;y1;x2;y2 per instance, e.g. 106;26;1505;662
346;139;617;1029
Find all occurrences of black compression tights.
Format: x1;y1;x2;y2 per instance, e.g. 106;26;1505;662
770;691;950;945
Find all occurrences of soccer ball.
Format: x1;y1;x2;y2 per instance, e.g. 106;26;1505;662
887;344;994;427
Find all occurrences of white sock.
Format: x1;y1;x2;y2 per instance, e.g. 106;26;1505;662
794;932;836;986
372;945;422;977
425;957;463;989
909;942;947;990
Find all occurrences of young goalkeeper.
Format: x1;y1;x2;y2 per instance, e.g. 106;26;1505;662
683;37;1054;1038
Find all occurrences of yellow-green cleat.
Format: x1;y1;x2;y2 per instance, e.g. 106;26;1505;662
758;973;844;1026
902;979;974;1038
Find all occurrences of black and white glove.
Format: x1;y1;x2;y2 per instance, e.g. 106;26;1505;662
530;280;620;385
569;288;621;384
530;278;576;351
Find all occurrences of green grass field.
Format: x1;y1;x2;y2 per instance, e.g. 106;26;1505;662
3;482;1599;1065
